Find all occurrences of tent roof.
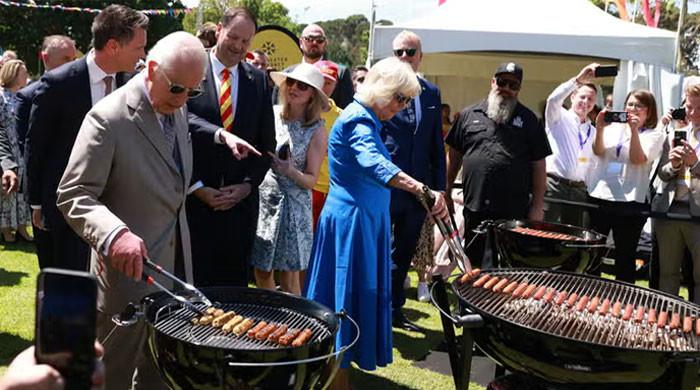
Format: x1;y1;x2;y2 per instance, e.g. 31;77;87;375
373;0;676;68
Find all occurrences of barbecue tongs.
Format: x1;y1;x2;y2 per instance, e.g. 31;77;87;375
141;257;212;315
419;186;473;274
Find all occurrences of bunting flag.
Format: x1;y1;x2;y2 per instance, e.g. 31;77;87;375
438;0;447;5
0;0;191;17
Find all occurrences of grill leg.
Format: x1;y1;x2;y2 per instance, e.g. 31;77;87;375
679;359;700;390
432;274;469;390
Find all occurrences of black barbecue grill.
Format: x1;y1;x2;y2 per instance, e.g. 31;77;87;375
431;270;700;390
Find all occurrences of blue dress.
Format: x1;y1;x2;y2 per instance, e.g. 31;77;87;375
303;99;400;370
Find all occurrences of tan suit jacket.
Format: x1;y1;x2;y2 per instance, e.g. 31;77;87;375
57;74;193;315
652;130;700;216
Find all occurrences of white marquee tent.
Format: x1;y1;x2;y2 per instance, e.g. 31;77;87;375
372;0;682;115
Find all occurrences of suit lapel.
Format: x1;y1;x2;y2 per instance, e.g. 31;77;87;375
201;59;221;126
74;58;92;114
174;109;190;186
125;78;181;176
234;63;255;130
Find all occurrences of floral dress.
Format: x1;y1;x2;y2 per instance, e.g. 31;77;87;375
0;89;30;230
250;106;322;271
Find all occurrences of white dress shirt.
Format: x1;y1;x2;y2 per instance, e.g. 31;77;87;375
588;123;665;203
86;50;116;106
544;79;596;183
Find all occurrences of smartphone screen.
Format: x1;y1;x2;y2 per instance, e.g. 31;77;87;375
594;65;618;77
35;269;97;386
674;130;687;147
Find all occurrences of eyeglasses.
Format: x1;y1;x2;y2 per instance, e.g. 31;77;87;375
495;77;521;91
625;102;647;109
285;77;311;92
158;67;202;98
302;35;326;44
393;48;417;57
394;93;412;105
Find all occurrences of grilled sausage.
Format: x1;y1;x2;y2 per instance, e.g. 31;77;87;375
683;316;693;333
473;274;491;288
503;281;519;295
598;298;610;315
647;309;657;324
278;329;302;346
291;328;314;347
622;303;634;321
205;307;218;315
587;296;600;313
575;295;589;312
212;311;236;328
459;268;481;284
696;318;700;336
493;278;510;293
533;286;547;300
521;284;538;299
566;293;579;308
657;311;668;328
670;312;681;330
247;321;268;338
543;288;556;303
512;282;529;298
232;318;255;336
222;315;245;333
554;291;568;306
483;276;501;290
256;323;278;341
212;308;225;317
634;306;645;323
268;324;289;343
611;302;622;318
198;315;214;326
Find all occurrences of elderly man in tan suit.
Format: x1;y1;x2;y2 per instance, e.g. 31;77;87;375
653;80;700;304
57;31;258;389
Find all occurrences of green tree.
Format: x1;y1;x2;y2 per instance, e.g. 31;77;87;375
313;14;370;67
182;0;299;35
0;0;185;76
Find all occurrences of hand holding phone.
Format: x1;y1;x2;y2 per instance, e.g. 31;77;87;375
35;269;97;390
594;65;618;78
604;111;628;123
674;130;687;148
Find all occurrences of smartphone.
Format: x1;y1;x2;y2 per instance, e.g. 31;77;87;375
594;65;618;77
604;111;628;123
674;130;687;147
277;142;290;160
671;107;687;120
35;268;97;389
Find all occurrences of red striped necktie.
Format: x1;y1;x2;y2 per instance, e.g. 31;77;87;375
220;68;234;132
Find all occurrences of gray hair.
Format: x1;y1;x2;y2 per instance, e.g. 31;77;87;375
392;30;422;51
146;31;207;75
356;57;420;108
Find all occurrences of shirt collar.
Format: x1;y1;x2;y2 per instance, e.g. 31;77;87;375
86;50;116;84
210;50;239;77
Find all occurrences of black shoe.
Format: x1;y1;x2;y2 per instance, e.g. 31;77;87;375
392;311;425;332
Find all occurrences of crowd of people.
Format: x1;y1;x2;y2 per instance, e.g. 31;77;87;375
0;4;699;390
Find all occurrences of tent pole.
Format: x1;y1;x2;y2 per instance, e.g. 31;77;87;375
367;0;376;67
674;0;688;73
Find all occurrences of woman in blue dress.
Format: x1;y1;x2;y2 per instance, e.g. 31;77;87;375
303;57;447;389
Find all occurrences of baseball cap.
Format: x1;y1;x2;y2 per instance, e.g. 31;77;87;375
494;62;523;82
314;60;339;82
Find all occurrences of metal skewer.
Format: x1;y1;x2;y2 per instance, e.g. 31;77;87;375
142;271;206;316
143;257;213;307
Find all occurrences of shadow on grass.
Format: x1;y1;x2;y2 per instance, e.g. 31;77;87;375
0;268;29;287
0;332;32;366
0;240;36;255
392;327;445;361
402;306;430;321
351;368;414;390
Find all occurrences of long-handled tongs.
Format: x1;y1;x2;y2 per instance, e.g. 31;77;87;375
419;186;472;274
141;257;213;315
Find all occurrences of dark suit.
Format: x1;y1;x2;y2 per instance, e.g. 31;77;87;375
187;58;275;287
381;77;446;311
273;60;354;109
25;57;128;271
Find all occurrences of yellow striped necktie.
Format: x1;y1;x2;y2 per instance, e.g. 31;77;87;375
220;68;234;132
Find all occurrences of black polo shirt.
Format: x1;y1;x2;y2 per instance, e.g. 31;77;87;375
446;99;551;216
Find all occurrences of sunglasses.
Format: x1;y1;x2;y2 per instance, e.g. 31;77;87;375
285;77;311;92
302;35;326;44
393;48;417;57
158;67;202;98
495;77;521;91
394;93;412;105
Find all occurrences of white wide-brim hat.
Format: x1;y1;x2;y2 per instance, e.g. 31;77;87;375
271;63;329;108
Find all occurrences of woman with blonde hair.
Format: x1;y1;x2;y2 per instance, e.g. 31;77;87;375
250;63;328;295
303;57;447;390
0;59;31;243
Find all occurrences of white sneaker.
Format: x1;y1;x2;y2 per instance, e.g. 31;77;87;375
417;282;430;302
403;276;411;290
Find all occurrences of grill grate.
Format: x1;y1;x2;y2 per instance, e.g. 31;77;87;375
455;269;700;352
153;301;333;350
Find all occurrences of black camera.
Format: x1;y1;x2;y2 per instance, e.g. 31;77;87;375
671;107;687;121
674;130;687;148
604;111;628;123
594;65;618;78
35;269;97;389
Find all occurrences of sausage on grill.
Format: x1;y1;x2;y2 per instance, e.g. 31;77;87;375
575;295;589;312
198;315;214;326
233;318;255;336
554;291;568;306
512;282;529;298
493;278;510;293
459;268;481;284
522;284;537;299
473;274;491;288
622;304;634;321
291;328;314;347
634;306;645;323
566;293;579;308
247;321;268;338
647;309;657;324
503;281;519;295
533;286;547;300
657;311;668;328
483;276;501;290
222;315;245;333
683;316;693;333
696;318;700;336
212;311;236;328
611;302;622;318
587;297;600;313
268;324;289;343
543;288;556;303
278;329;302;346
256;323;278;341
670;312;681;330
598;298;610;315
